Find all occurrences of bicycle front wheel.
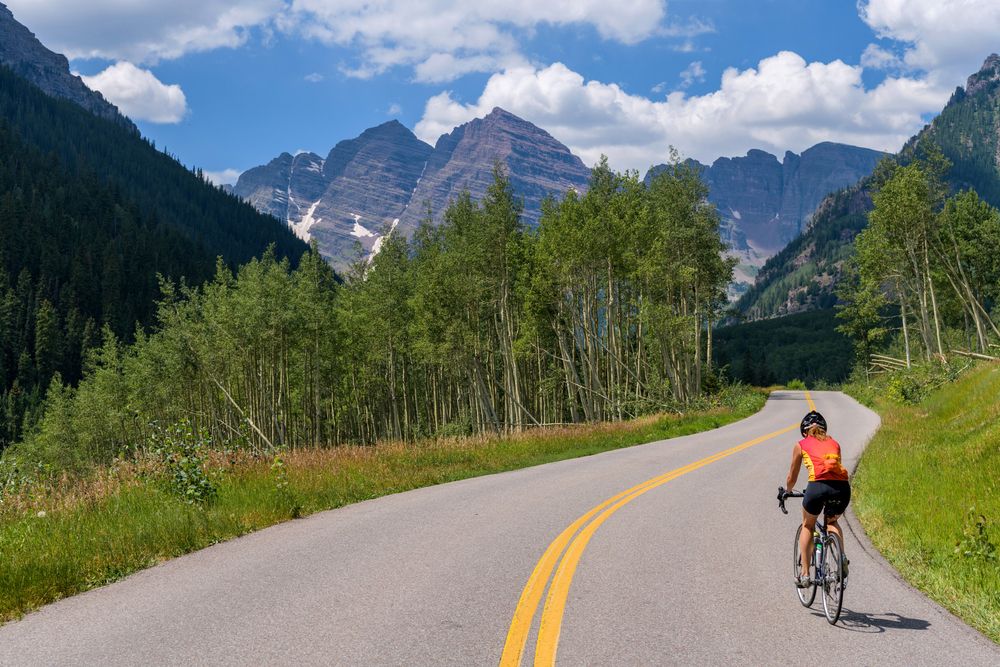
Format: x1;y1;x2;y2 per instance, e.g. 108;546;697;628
794;525;816;607
821;532;845;624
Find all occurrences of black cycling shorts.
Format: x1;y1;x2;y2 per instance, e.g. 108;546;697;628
802;480;851;517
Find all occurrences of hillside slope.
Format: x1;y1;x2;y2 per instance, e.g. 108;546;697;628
0;3;129;127
851;363;1000;643
0;62;306;447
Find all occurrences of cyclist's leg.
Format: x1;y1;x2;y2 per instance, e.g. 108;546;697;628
799;508;819;577
822;481;851;548
825;514;843;543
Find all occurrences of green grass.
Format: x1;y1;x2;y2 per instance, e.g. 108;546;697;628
849;364;1000;642
0;389;764;623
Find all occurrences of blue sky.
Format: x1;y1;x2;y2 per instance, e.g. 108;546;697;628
7;1;1000;181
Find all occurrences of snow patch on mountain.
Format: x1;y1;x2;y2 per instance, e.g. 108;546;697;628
291;200;321;242
370;218;400;259
351;214;376;239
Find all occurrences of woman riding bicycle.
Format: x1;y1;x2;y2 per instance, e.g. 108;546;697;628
785;410;850;587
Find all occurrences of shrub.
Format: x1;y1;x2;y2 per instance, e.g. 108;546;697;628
437;414;473;439
786;378;807;390
271;453;302;518
151;420;217;506
955;507;997;562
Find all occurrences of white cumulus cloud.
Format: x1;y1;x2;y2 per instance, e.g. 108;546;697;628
203;168;242;185
679;61;705;88
416;54;951;172
4;1;706;85
81;62;188;124
6;0;282;63
860;0;1000;82
283;0;670;82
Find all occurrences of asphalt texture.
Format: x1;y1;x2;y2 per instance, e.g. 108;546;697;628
1;391;997;665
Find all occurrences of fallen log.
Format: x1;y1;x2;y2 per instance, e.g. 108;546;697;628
951;349;999;361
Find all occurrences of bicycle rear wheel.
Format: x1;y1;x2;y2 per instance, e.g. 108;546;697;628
821;532;845;624
793;525;816;607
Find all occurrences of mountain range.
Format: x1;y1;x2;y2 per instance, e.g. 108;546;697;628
237;113;885;275
737;54;1000;319
233;108;592;268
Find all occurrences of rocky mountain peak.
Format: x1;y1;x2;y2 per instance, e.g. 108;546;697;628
360;119;420;141
965;53;1000;96
483;106;522;123
0;3;133;129
235;109;591;269
397;108;591;235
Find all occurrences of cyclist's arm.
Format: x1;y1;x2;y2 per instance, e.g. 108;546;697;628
786;444;803;491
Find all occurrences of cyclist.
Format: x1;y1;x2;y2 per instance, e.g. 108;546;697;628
784;410;850;587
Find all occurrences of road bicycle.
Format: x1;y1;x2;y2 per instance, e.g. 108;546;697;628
777;486;846;624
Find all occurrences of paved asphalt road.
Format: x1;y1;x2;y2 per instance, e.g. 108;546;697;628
1;391;997;666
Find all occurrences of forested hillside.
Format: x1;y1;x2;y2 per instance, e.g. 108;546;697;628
736;185;873;319
713;310;853;386
0;65;306;448
738;54;1000;320
9;162;733;465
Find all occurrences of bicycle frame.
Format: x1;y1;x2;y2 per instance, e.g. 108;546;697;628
810;524;831;586
778;486;832;585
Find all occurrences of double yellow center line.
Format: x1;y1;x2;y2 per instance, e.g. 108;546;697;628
499;392;813;666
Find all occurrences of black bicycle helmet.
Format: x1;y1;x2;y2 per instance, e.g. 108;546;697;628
800;410;827;437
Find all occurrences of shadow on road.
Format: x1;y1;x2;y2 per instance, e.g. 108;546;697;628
810;609;931;634
763;393;805;401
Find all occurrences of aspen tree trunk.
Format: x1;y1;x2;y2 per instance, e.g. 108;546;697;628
900;287;913;368
924;245;944;359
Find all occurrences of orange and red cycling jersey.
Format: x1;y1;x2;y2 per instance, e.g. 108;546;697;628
799;435;848;482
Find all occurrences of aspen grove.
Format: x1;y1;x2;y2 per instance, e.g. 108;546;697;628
13;159;734;465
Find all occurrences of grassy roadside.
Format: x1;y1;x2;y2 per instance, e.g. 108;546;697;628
846;364;1000;643
0;388;765;623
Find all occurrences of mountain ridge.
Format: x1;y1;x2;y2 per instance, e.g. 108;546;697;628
234;108;591;269
0;2;132;129
238;110;885;276
645;142;886;293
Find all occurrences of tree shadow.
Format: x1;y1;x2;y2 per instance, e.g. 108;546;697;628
810;608;932;634
764;392;807;400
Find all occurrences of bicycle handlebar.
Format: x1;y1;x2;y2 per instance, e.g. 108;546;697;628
776;486;804;514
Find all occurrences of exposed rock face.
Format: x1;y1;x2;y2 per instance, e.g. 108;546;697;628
236;109;590;269
964;53;1000;96
233;121;432;267
0;3;132;129
312;122;433;265
235;152;295;220
396;107;591;235
646;142;885;291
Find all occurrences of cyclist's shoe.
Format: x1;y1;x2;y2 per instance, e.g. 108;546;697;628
795;574;812;588
842;556;850;579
